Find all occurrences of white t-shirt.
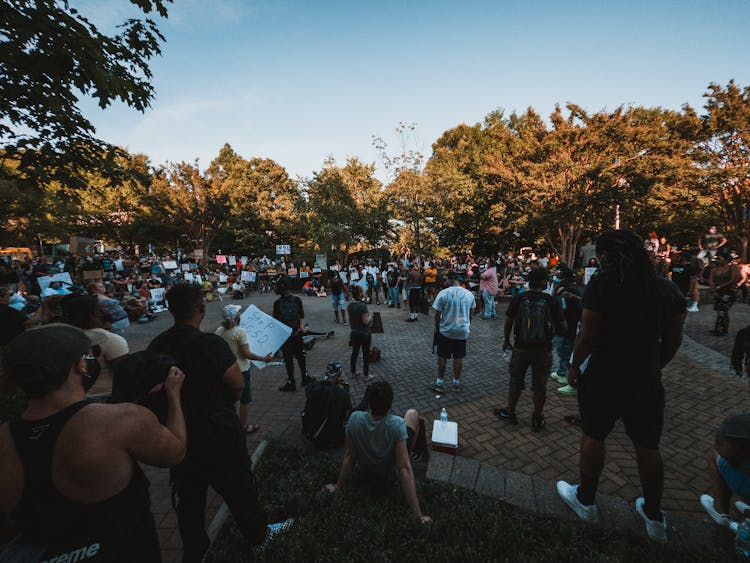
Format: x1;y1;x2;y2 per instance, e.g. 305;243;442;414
432;284;476;340
215;324;251;372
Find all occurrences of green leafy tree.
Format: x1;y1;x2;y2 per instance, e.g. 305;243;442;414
150;160;230;264
0;0;169;189
697;80;750;259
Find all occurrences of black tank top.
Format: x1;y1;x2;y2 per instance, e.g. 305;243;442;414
7;400;161;562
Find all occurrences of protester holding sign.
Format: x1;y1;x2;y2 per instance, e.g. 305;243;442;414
216;305;273;433
274;279;311;391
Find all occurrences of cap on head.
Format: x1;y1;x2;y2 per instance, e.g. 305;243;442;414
222;304;242;320
324;361;343;379
3;324;95;397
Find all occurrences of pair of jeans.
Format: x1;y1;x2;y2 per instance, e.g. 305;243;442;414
350;331;371;377
173;422;267;562
388;287;400;306
481;290;496;318
553;335;574;377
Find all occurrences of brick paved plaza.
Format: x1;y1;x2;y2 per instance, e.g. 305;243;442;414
122;290;750;560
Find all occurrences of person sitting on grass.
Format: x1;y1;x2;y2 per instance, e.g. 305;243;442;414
701;412;750;530
324;381;431;524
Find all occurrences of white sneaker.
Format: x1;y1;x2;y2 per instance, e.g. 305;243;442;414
687;304;699;313
700;494;731;527
736;500;750;516
635;497;667;543
556;481;599;523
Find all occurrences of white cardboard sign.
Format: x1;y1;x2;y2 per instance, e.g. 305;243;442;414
37;272;74;292
239;304;292;369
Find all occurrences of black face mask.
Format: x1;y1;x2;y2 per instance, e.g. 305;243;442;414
81;354;101;392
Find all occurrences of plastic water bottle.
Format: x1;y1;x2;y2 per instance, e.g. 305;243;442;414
736;518;750;558
440;408;448;424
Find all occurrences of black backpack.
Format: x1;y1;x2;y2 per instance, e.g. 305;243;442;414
302;381;345;448
515;294;553;347
278;295;301;326
111;350;179;423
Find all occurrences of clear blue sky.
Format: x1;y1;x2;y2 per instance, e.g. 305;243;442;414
79;0;750;180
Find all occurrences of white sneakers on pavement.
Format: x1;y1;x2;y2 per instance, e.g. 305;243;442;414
556;481;599;524
635;497;668;544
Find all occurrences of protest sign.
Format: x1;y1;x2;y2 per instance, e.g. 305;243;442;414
241;256;248;264
239;305;292;369
300;271;309;278
219;274;228;283
37;272;74;292
228;256;237;266
584;267;597;285
241;271;257;282
276;244;291;255
162;260;178;270
216;255;227;264
150;288;166;303
349;271;360;281
339;271;348;282
183;272;195;282
181;264;191;271
315;254;327;269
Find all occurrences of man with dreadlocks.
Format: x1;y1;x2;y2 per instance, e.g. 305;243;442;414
556;230;686;543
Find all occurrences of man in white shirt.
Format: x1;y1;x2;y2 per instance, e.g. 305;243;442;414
432;272;475;391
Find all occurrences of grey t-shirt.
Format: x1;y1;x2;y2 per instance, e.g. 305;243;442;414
346;411;408;479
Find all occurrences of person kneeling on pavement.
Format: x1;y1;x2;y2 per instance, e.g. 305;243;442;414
324;381;431;524
302;362;352;448
701;412;750;530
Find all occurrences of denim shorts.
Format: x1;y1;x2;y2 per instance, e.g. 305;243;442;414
717;455;750;501
240;370;252;404
331;292;346;310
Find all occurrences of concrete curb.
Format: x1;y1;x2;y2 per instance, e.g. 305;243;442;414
426;451;718;549
206;439;269;544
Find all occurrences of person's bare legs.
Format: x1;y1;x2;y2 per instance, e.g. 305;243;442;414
340;308;347;324
437;357;447;380
634;445;664;520
577;434;606;506
239;403;249;428
452;358;463;381
708;449;733;514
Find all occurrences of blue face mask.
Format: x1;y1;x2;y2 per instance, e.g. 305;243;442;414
553;277;561;284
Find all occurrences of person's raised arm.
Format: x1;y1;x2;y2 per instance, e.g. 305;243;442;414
122;367;186;467
394;439;431;524
239;343;273;363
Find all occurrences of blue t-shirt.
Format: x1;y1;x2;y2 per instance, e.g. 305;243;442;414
346;411;408;479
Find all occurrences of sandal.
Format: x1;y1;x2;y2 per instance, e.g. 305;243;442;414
245;424;260;434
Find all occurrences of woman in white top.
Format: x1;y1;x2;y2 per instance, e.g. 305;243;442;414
215;305;273;433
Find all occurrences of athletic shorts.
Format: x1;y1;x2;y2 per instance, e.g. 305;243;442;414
436;333;467;359
331;292;346;310
717;455;750;501
577;373;665;449
240;369;252;404
508;347;552;397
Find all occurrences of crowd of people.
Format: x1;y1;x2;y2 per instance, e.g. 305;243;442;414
1;224;750;559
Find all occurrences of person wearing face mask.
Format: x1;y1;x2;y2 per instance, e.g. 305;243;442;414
0;324;187;561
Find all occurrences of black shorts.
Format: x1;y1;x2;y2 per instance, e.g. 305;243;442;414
577;373;665;449
436;333;467;359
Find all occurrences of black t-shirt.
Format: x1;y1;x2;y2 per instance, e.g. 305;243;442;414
347;300;370;335
148;324;238;428
0;304;27;345
669;261;697;296
582;274;686;377
330;276;345;294
273;294;304;330
506;290;564;349
305;381;352;446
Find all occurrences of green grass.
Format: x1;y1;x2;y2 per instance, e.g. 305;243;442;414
206;440;736;562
